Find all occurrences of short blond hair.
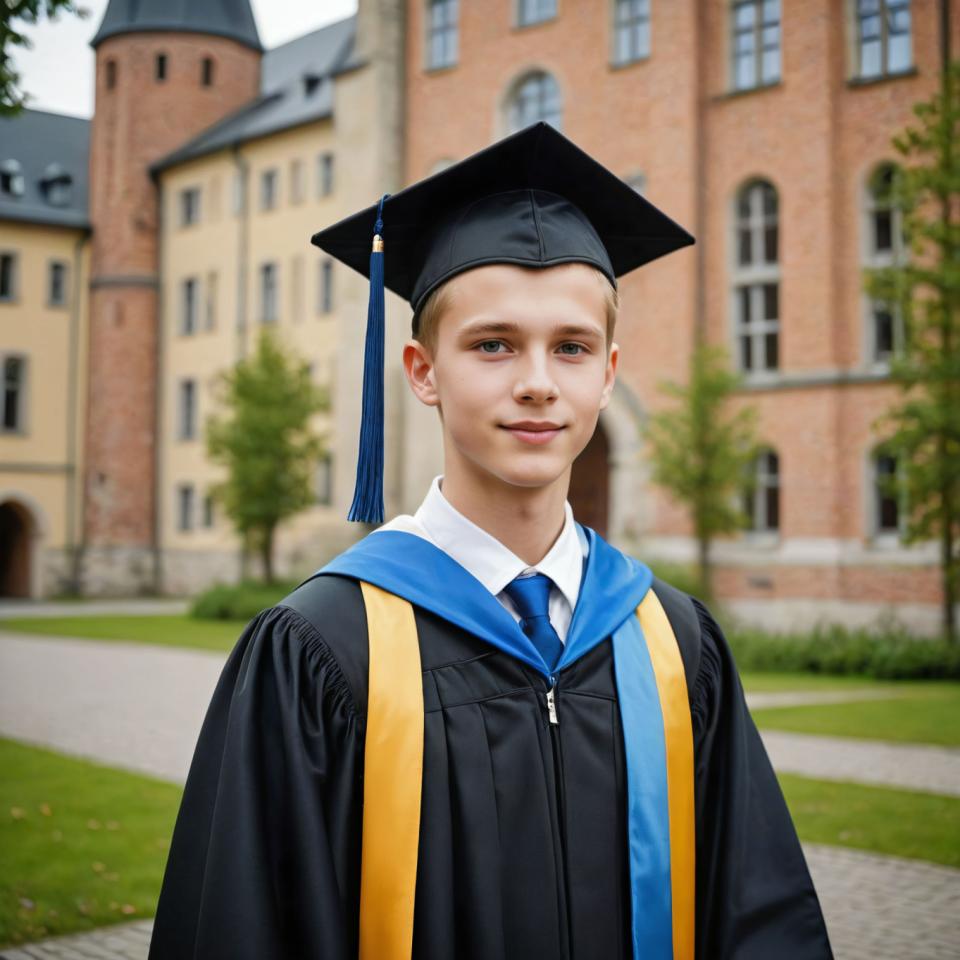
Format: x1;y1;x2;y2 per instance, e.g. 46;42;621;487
413;263;619;353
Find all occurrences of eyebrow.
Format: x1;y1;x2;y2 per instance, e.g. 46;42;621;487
458;318;604;340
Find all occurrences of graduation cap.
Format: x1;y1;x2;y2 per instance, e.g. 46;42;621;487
310;120;694;525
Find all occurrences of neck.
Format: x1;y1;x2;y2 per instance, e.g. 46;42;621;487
439;460;570;566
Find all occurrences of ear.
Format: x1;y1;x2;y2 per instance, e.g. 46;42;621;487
403;338;441;407
598;341;619;410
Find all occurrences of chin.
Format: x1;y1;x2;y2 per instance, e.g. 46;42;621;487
485;455;571;490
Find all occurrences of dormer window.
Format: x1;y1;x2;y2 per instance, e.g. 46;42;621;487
303;72;323;96
40;163;73;207
0;160;25;198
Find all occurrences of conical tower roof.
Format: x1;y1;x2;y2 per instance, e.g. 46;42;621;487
91;0;263;52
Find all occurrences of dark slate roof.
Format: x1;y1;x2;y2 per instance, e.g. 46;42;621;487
151;15;360;174
91;0;263;52
0;109;90;229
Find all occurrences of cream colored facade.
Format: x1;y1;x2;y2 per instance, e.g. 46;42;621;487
157;14;413;593
0;220;90;597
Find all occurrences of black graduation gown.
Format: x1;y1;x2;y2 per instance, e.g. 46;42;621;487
148;573;833;960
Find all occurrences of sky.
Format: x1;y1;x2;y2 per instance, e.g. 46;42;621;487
11;0;359;119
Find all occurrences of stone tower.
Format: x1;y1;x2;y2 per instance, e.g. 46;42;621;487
83;0;262;594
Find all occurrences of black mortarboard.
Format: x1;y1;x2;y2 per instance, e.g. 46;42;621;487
310;120;694;524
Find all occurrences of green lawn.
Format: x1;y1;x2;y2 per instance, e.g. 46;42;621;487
751;682;960;746
0;739;182;949
740;672;896;692
781;774;960;868
0;615;246;652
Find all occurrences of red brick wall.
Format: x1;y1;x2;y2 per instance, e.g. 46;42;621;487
84;33;260;546
404;0;953;612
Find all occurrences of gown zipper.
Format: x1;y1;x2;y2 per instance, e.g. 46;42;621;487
545;673;572;958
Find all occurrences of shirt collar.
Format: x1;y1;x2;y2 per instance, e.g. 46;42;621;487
413;475;583;612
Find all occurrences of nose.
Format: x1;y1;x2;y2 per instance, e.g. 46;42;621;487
511;347;559;404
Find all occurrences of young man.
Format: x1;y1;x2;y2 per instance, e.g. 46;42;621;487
149;122;833;959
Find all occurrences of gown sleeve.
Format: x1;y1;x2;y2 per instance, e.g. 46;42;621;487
688;597;834;960
148;604;364;960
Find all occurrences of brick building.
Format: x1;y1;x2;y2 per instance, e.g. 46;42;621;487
402;0;956;633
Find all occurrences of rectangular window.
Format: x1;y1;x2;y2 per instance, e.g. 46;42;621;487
517;0;556;27
290;159;305;205
317;153;334;197
260;169;279;211
731;0;781;91
205;271;217;331
177;483;195;532
203;492;215;527
318;258;334;314
156;53;167;82
179;379;196;440
875;453;900;532
736;282;779;372
2;355;25;432
260;262;278;323
202;57;215;87
613;0;651;65
0;253;17;301
181;277;198;335
857;0;912;79
427;0;459;69
292;256;304;324
48;261;68;306
179;186;201;226
315;451;334;505
232;170;246;215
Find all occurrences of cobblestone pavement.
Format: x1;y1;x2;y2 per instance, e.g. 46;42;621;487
0;600;189;619
1;849;956;960
0;920;153;960
805;844;960;959
761;730;960;797
0;633;224;783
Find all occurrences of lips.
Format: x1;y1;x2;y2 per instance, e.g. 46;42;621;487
500;421;566;445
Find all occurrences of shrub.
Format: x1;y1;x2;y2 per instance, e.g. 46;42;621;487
189;579;304;622
725;621;960;680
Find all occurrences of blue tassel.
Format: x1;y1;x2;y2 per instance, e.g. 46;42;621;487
347;194;391;524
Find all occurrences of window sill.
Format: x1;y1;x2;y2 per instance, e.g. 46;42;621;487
423;61;458;76
713;79;782;103
866;532;904;550
609;54;651;72
511;15;558;31
740;531;781;549
847;66;918;89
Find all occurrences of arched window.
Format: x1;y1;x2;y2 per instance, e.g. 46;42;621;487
864;162;906;364
732;179;779;373
506;70;562;133
743;448;780;533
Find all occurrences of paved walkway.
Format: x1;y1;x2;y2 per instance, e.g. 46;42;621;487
0;599;189;620
2;630;959;959
746;688;909;709
2;849;957;960
761;730;960;797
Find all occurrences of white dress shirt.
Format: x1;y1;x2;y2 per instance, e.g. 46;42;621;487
377;475;587;643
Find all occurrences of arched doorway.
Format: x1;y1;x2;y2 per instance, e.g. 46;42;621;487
569;422;610;537
0;500;33;597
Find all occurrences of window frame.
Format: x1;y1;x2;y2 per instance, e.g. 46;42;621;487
179;186;202;227
181;276;199;335
1;353;28;434
731;179;781;377
868;446;907;542
177;483;195;532
611;0;651;67
0;251;19;302
260;261;279;323
853;0;913;81
178;378;197;441
516;0;558;28
155;52;168;82
317;152;335;198
742;447;781;537
260;168;279;211
425;0;459;70
505;69;563;133
47;259;69;308
729;0;782;93
318;258;334;315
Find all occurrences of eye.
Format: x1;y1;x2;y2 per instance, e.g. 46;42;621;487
477;340;507;354
558;342;586;356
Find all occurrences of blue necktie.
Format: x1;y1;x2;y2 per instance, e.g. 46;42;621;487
503;573;563;673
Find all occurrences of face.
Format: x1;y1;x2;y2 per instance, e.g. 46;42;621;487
403;262;619;494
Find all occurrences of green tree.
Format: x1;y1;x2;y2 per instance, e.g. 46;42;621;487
1;1;88;116
865;59;960;643
644;342;759;600
206;329;330;585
